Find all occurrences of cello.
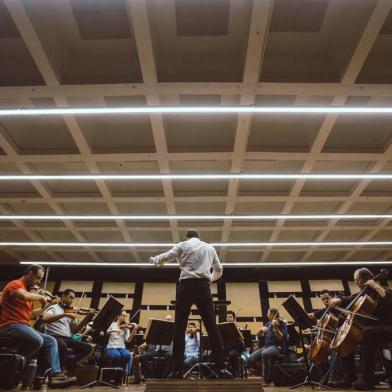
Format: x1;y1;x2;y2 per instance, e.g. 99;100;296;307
330;269;388;357
308;308;338;365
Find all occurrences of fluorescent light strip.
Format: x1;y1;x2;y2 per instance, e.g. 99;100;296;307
19;260;392;267
1;214;392;221
0;174;392;181
2;106;392;116
3;241;392;248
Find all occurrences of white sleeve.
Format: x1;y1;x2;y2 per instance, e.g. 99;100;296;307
44;305;57;316
150;244;181;266
211;247;223;282
107;322;117;334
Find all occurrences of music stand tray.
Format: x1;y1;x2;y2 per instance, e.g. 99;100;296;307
282;295;328;390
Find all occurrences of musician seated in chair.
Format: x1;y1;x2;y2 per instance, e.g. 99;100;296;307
139;314;173;379
307;289;345;386
223;311;246;377
0;265;77;388
184;322;199;368
308;290;335;321
43;288;94;372
247;308;287;386
105;310;138;375
329;268;392;390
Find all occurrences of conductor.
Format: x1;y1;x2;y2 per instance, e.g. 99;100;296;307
150;229;231;379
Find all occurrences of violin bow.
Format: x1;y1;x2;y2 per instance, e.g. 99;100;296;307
75;291;86;315
129;307;142;323
42;266;50;294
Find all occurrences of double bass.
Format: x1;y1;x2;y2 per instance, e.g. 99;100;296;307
330;269;388;357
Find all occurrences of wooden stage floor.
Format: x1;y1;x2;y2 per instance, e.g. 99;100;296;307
43;383;392;392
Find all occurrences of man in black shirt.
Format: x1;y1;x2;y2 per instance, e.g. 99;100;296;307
329;268;392;390
307;289;345;386
308;289;333;321
247;308;287;386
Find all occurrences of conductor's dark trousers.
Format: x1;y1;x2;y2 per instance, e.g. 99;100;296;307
172;278;225;371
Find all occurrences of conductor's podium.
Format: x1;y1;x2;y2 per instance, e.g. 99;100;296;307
145;379;264;391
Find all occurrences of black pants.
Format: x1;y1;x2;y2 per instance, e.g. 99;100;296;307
53;335;93;370
340;324;392;384
173;278;225;371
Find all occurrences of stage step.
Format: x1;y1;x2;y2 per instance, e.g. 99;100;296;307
145;379;264;391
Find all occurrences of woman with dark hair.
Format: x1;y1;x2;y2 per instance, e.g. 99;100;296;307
105;311;138;375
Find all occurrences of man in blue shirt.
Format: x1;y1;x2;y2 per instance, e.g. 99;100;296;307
184;322;199;368
247;308;287;386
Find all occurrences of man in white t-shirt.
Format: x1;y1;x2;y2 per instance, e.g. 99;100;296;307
43;289;94;371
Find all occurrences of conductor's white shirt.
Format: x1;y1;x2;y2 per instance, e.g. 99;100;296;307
150;237;223;282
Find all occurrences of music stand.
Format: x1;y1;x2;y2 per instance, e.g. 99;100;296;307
218;322;244;345
144;319;174;379
80;296;124;389
126;333;145;350
282;295;327;389
240;329;252;350
144;318;174;346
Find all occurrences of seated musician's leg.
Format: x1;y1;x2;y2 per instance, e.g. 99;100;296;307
139;350;157;379
0;323;43;359
328;351;345;384
118;348;132;374
65;337;93;367
247;347;263;375
227;350;241;378
260;345;280;384
184;354;198;368
353;325;392;389
330;353;356;388
49;335;67;371
39;333;62;376
105;347;121;365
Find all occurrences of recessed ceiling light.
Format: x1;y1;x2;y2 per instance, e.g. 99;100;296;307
19;260;392;267
1;106;392;116
3;241;392;248
0;214;391;221
0;174;391;181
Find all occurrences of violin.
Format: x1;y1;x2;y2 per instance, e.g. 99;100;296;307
63;306;97;316
37;289;59;304
119;322;139;330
